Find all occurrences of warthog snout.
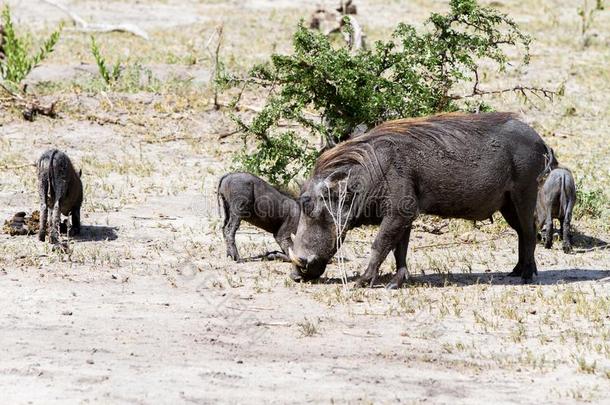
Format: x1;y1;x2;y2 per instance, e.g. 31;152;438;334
288;247;327;281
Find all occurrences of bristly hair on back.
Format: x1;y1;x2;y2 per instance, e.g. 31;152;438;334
314;112;518;175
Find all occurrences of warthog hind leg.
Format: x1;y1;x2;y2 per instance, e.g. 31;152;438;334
386;227;412;290
223;215;241;262
510;189;538;283
543;213;554;249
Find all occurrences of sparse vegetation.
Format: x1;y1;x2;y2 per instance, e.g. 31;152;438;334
578;0;605;47
0;5;62;86
574;181;606;220
296;318;319;337
90;36;122;85
0;1;609;403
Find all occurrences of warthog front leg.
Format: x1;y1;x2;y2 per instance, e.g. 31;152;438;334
70;206;81;237
355;215;412;288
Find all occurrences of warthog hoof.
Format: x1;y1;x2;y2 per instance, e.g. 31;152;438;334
385;281;401;290
521;276;534;285
562;243;572;254
507;265;522;277
355;274;377;288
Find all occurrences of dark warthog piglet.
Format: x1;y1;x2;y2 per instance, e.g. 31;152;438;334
535;167;576;253
37;149;83;243
218;172;300;262
289;113;555;287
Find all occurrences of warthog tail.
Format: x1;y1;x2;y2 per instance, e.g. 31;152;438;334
559;170;575;219
47;149;58;202
538;144;557;183
217;174;230;228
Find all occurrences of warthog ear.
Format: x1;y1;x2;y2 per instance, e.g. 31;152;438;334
323;170;349;191
323;170;365;197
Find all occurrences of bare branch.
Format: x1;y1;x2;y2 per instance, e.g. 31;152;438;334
218;129;240;140
211;24;224;110
41;0;149;40
451;85;556;101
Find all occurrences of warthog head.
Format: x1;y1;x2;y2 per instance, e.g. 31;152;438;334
289;169;361;281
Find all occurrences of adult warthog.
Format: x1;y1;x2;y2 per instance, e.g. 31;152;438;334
289;113;555;288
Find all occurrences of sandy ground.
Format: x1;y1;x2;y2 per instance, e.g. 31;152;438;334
1;0;610;404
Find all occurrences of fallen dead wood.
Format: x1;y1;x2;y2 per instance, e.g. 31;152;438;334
342;330;381;338
41;0;149;40
342;16;365;52
217;129;240;139
0;82;58;121
309;1;366;51
254;321;291;327
225;305;275;312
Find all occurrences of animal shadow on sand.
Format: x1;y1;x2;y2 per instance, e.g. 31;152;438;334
73;225;118;242
320;268;610;288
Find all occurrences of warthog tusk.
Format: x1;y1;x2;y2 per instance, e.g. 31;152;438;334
290;233;296;243
288;247;303;267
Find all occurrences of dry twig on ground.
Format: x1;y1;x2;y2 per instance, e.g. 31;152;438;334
0;82;57;121
41;0;149;40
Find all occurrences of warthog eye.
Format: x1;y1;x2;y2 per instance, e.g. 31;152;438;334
300;195;314;216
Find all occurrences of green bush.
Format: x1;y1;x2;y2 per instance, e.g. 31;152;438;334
574;184;607;220
0;5;62;86
222;0;533;186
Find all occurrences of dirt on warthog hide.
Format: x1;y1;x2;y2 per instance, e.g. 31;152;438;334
2;211;68;236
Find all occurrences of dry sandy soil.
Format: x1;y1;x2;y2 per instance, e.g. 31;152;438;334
1;0;609;404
